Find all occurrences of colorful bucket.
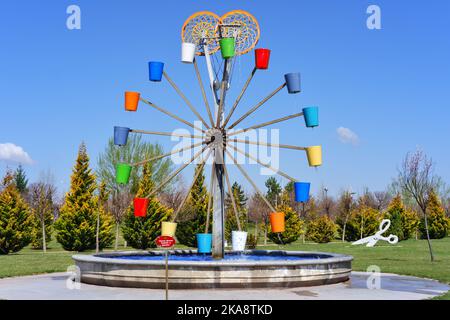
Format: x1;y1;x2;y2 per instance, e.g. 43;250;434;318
116;163;132;184
294;182;311;203
306;146;322;167
219;38;235;59
284;73;301;94
196;233;212;254
269;212;285;233
133;198;149;217
114;126;130;146
161;221;177;237
303;107;319;128
231;231;248;251
255;48;271;69
181;42;196;63
148;61;164;82
124;92;140;111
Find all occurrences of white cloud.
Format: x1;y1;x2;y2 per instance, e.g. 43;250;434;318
337;127;360;145
0;143;34;164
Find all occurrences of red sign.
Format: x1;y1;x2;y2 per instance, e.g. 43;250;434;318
155;236;176;248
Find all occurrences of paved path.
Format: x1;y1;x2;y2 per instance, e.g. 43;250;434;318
0;272;448;300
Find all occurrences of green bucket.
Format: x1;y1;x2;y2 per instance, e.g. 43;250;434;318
219;38;235;59
116;163;132;184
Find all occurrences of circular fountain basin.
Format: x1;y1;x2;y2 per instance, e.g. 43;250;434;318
73;250;353;289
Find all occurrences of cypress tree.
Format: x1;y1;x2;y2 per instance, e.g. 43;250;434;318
268;197;304;245
0;172;33;254
122;162;172;249
54;143;114;251
176;164;209;247
419;190;449;239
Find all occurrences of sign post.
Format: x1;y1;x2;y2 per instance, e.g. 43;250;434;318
155;235;176;300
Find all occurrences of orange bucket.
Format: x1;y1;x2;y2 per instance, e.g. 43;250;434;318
125;92;140;111
269;212;285;233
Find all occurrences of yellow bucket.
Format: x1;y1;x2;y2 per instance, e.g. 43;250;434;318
161;222;177;237
306;146;322;167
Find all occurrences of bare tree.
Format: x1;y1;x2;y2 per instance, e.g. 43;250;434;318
248;192;270;245
373;191;391;212
318;187;335;218
106;186;133;250
159;180;186;213
336;190;355;242
397;150;437;261
29;182;56;252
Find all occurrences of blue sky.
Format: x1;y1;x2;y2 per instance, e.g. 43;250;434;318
1;0;449;197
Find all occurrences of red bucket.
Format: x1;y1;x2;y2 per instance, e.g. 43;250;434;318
255;48;271;70
133;198;149;217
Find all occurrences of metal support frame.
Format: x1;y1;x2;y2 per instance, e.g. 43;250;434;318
163;71;210;129
171;148;212;222
227;82;287;129
227;112;304;137
139;98;206;133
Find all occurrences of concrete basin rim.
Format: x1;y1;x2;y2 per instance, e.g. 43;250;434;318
72;250;353;267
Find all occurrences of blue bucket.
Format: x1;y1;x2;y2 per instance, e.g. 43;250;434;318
114;126;130;146
303;107;319;128
148;61;164;82
196;233;212;254
284;73;301;94
294;182;311;203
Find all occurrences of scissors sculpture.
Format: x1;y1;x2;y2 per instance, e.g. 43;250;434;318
352;219;399;247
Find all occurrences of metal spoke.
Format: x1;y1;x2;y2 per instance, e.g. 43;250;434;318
222;67;256;128
131;141;205;167
215;58;232;128
224;148;276;213
163;71;210;129
171;148;213;222
227;82;286;129
145;145;208;198
227;112;303;137
205;162;216;234
228;138;307;151
194;58;215;127
226;143;297;182
222;161;242;231
140;98;206;133
130;129;204;140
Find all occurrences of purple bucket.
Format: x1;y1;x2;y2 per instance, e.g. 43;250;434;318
284;73;301;94
114;126;130;146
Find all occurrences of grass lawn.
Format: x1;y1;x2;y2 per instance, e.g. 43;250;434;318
1;235;449;299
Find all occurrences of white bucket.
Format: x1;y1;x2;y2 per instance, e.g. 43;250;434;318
232;231;248;251
181;42;196;63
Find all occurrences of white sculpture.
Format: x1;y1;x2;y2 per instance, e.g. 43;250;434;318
352;219;399;247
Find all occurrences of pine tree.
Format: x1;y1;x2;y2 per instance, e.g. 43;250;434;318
0;172;33;254
176;164;210;247
14;164;28;194
268;201;304;245
265;177;281;206
225;182;248;242
122;162;172;249
54;143;114;251
419;190;449;239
